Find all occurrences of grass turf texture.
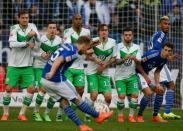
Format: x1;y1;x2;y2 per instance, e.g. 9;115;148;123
0;108;182;131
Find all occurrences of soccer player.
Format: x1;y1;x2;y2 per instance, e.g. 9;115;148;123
137;42;175;122
86;24;116;118
115;27;141;122
1;9;40;121
41;36;113;131
148;16;181;119
54;13;91;121
32;21;62;121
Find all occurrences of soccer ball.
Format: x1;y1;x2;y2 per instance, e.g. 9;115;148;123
94;101;110;112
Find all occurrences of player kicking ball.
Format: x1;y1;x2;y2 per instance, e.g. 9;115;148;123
41;36;113;131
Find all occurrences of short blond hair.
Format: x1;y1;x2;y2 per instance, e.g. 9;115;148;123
160;16;169;23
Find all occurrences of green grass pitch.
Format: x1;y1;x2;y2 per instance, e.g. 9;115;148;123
0;107;183;131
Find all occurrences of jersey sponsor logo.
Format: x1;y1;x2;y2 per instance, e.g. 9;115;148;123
124;59;132;66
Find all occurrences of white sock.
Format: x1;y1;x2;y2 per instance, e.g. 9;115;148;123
19;93;33;115
34;92;45;112
118;98;124;115
3;92;11;115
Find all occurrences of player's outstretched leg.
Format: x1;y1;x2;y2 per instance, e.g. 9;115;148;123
61;99;92;131
152;93;167;123
73;99;114;123
128;98;138;122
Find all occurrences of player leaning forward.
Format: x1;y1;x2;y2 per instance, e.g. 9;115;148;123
41;36;113;131
115;27;141;122
1;9;40;121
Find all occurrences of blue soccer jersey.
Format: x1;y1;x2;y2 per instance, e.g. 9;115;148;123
140;50;167;74
42;43;78;82
148;31;167;50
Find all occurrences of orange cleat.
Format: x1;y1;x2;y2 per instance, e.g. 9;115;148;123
79;124;93;131
117;114;124;122
136;115;144;122
152;116;168;123
18;114;27;121
95;111;114;123
128;115;136;122
1;114;9;121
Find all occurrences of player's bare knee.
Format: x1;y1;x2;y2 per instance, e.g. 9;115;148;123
91;91;98;101
131;93;138;99
118;94;126;100
76;87;84;96
168;81;175;89
143;87;152;97
27;85;35;94
5;85;13;93
61;98;70;107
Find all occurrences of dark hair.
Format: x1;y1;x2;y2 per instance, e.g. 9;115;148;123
47;20;57;26
18;9;29;17
162;42;174;49
77;36;91;45
123;27;133;33
98;24;108;31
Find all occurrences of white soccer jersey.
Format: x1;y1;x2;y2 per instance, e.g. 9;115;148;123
86;37;117;76
63;27;90;69
114;42;141;80
32;34;62;68
8;23;40;67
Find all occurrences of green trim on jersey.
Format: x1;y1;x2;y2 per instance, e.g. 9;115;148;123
93;47;113;61
71;35;78;43
40;43;60;53
120;49;138;58
17;32;31;42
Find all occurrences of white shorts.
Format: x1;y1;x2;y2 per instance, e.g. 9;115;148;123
137;73;155;90
149;64;173;83
41;78;78;102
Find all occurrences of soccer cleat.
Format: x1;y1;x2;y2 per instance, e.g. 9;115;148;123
43;113;52;122
84;115;91;122
18;114;27;121
158;113;163;119
163;112;181;119
128;115;136;122
136;115;144;122
152;115;168;123
56;114;63;122
79;124;93;131
117;114;124;122
33;112;43;121
1;114;9;121
95;111;114;123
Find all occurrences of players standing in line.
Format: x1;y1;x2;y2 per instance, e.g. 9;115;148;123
1;10;40;121
148;16;181;119
86;24;117;120
115;27;141;122
41;36;113;131
136;42;175;122
32;21;62;121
